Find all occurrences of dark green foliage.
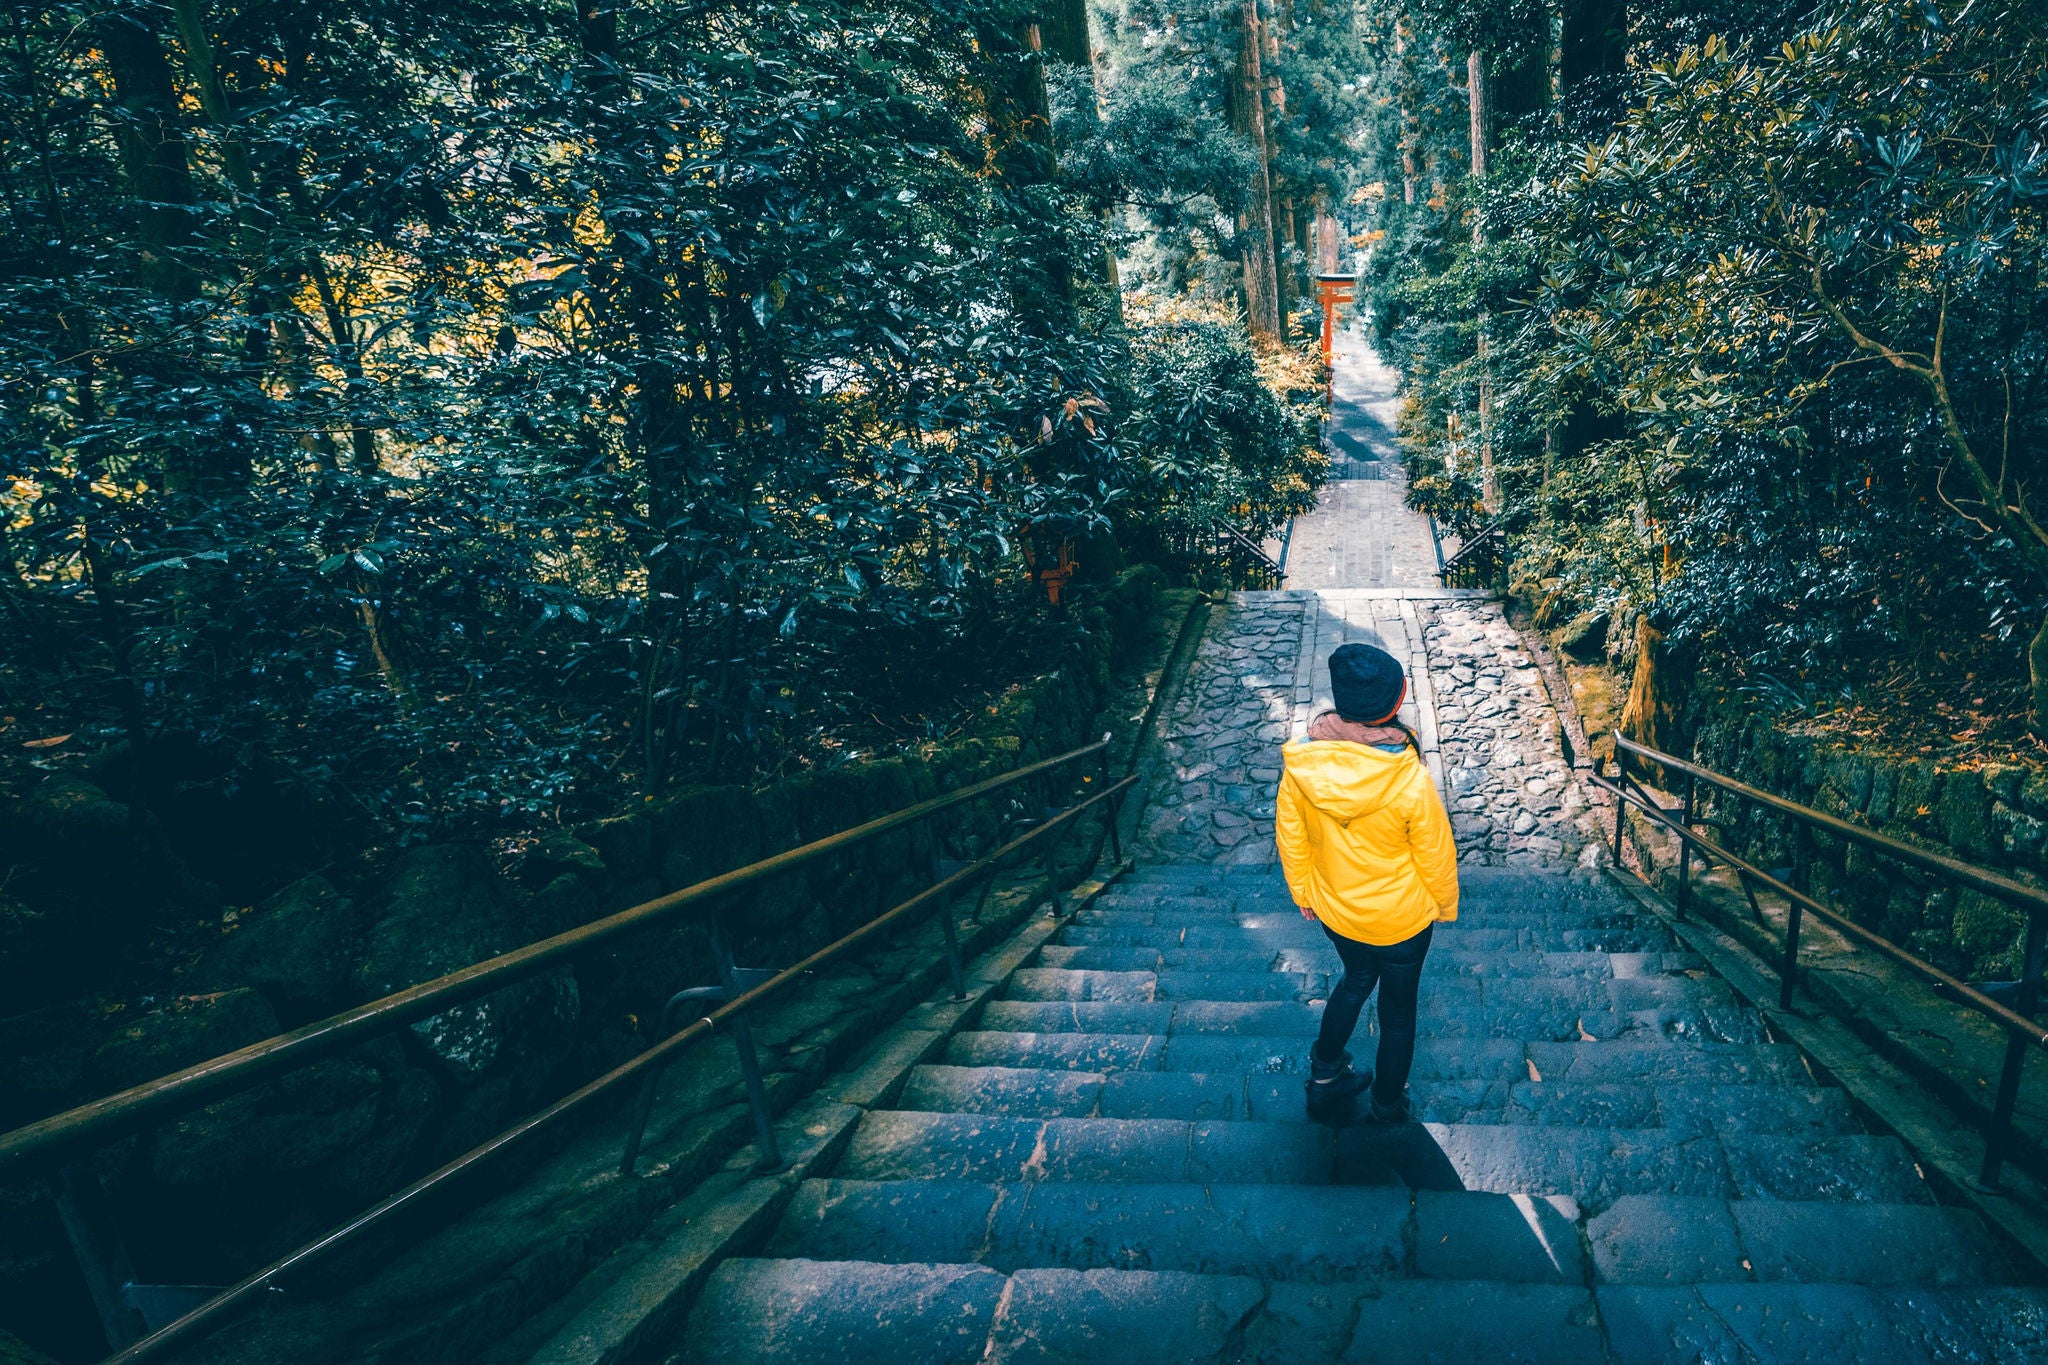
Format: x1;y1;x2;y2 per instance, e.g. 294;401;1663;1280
1119;309;1325;557
0;0;1179;838
1360;0;2048;732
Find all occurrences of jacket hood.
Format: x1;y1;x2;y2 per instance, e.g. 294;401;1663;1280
1306;710;1408;746
1281;736;1422;822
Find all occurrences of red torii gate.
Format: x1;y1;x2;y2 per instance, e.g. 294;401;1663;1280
1315;271;1355;402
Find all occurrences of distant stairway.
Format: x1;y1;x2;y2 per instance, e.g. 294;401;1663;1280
673;864;2048;1363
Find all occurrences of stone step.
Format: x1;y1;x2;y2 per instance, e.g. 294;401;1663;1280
834;1112;1929;1207
1055;921;1680;954
683;1261;1616;1364
767;1181;2007;1291
1003;965;1740;1012
943;1033;1818;1087
1004;967;1317;1002
974;996;1763;1045
1089;887;1635;915
1119;865;1617;890
1073;904;1654;933
768;1178;1584;1285
1034;943;1706;981
1595;1283;2048;1363
1587;1195;2014;1287
898;1065;1859;1136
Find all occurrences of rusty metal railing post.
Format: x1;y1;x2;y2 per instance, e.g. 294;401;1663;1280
1610;750;1629;866
1981;908;2047;1187
1675;774;1697;917
708;912;784;1173
1778;891;1805;1011
1098;738;1124;867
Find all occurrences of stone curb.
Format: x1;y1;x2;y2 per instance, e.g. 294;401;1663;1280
1600;866;2048;1281
523;877;1119;1365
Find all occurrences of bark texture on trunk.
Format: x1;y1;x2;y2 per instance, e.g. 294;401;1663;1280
1468;52;1497;511
1040;0;1091;64
1466;51;1490;182
1315;204;1341;274
1230;1;1282;339
1561;0;1630;90
1618;615;1674;756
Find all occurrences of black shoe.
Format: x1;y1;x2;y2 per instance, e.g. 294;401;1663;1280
1367;1092;1412;1124
1305;1050;1371;1115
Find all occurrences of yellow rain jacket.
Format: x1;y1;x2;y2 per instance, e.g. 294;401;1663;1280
1275;735;1459;945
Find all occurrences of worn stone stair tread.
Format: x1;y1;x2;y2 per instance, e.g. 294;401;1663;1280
1056;922;1680;953
1071;905;1654;934
682;1265;2048;1362
1594;1282;2048;1363
899;1063;1860;1136
834;1110;1924;1207
680;1258;1007;1365
1003;966;1736;1013
975;996;1757;1044
767;1178;1416;1281
943;1031;1817;1084
685;1260;1614;1365
1587;1195;2016;1287
1005;967;1318;1002
769;1177;1600;1285
1033;943;1707;979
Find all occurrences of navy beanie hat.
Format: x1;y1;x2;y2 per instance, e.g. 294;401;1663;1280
1329;642;1406;724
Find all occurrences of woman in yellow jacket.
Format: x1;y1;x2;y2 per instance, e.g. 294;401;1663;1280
1276;641;1458;1122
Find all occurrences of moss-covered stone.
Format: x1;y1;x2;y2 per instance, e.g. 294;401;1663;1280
209;874;360;1015
1953;890;2026;973
1937;768;1994;859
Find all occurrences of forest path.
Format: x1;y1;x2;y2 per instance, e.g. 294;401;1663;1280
1280;330;1442;591
1131;590;1606;870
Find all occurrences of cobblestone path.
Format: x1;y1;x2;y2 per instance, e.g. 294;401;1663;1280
1281;331;1442;590
1423;599;1605;867
1134;589;1605;870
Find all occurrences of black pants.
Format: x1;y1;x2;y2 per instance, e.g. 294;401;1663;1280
1313;922;1433;1106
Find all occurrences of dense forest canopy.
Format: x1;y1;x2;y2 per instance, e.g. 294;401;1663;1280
1359;0;2048;752
1;0;1338;847
7;0;2046;839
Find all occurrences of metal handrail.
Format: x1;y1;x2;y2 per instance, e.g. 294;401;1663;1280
1594;733;2048;1186
1434;507;1510;584
1214;517;1283;586
98;768;1135;1363
0;738;1111;1177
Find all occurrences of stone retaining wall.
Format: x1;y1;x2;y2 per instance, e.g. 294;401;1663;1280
1679;710;2044;984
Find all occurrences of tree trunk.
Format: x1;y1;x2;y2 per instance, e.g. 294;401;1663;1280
1395;24;1418;206
96;8;196;298
1230;1;1281;340
1618;615;1673;755
1466;51;1489;182
1036;0;1122;315
982;18;1078;329
1560;0;1629;91
1264;19;1294;334
1040;0;1090;64
1467;52;1497;510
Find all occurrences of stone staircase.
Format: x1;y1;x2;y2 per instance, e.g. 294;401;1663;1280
672;864;2048;1362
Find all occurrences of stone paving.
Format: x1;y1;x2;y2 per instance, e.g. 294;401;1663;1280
1422;599;1606;869
1138;326;1605;872
1134;589;1604;871
1281;331;1442;591
1135;596;1302;866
